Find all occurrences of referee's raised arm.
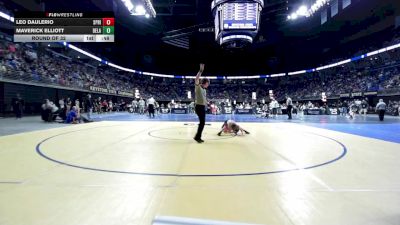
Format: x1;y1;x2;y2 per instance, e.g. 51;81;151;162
195;63;205;86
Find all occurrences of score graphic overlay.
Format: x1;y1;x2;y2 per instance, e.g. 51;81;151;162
14;12;115;42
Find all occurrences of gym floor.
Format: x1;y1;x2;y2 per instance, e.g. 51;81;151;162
0;113;399;225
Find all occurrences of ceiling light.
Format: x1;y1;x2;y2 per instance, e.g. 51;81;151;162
121;0;134;12
297;5;308;16
135;5;146;15
288;0;332;20
143;0;156;17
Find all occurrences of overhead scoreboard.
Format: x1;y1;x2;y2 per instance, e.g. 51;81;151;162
14;12;115;42
211;0;263;48
222;2;258;30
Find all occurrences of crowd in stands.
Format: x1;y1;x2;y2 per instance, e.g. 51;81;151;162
32;88;399;123
0;31;400;108
40;94;137;123
387;100;400;116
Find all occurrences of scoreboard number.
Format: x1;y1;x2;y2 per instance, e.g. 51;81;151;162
102;26;114;34
102;18;114;26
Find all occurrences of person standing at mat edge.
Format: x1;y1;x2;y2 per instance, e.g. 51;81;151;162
194;63;209;143
85;94;94;121
286;95;293;120
11;93;24;119
375;99;387;121
147;96;156;118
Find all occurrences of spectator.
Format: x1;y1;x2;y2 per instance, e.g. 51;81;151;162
139;98;145;115
11;93;24;119
85;94;94;121
66;106;79;124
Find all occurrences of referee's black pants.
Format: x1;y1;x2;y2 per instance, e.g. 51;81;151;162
195;104;206;140
148;104;155;118
287;105;293;119
378;110;385;121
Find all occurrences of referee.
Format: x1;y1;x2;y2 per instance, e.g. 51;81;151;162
375;99;387;121
286;95;293;120
147;96;156;118
194;63;209;143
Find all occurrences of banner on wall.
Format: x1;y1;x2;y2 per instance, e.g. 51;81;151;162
338;92;378;98
118;91;134;97
90;86;133;97
90;86;109;94
340;93;351;98
364;91;378;96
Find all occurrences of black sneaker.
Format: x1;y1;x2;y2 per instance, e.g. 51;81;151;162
193;138;203;143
